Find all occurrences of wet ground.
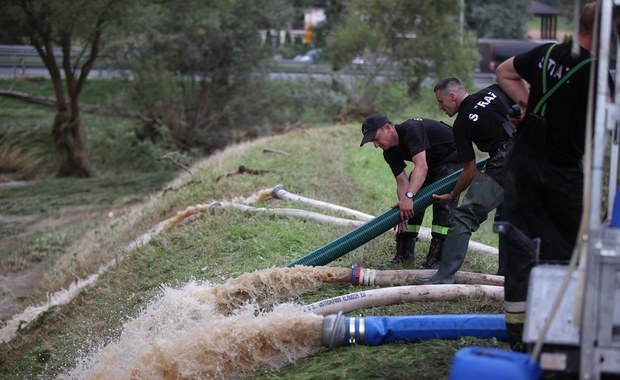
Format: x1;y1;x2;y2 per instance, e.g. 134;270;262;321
0;178;95;320
0;262;47;320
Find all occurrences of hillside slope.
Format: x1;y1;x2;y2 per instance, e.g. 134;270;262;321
0;123;505;380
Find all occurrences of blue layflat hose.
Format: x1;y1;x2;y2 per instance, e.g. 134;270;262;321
322;313;507;348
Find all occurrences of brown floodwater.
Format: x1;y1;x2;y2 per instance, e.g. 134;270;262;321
59;266;351;379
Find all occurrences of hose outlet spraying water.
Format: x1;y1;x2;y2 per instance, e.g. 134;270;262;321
322;313;507;348
272;184;286;197
208;202;223;214
350;262;504;287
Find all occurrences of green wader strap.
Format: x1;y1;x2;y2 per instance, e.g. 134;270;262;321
534;44;592;117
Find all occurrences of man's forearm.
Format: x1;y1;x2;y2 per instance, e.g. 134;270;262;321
449;161;477;200
497;58;529;108
408;167;427;197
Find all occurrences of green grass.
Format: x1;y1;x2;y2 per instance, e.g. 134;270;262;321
0;171;176;276
0;78;182;311
0;122;505;379
0;78;173;178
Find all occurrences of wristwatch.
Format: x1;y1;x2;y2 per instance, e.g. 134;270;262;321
405;191;414;199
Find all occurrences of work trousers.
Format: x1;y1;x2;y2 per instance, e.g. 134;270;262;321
446;139;510;247
436;140;510;277
502;115;583;349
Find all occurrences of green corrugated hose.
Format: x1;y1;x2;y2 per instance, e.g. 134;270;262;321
285;158;489;267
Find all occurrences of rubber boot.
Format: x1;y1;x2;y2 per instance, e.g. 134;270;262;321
506;321;526;352
416;235;470;284
420;236;444;269
390;232;416;266
390;233;404;263
497;238;507;276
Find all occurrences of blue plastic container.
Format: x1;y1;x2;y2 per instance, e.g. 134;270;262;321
612;188;620;228
449;346;541;380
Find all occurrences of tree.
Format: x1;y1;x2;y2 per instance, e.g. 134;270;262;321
465;0;530;39
5;0;124;177
108;0;294;153
312;0;348;48
0;6;29;44
326;0;478;119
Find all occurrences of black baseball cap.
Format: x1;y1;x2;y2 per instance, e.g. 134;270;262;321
360;114;390;146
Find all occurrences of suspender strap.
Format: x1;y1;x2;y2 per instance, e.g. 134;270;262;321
486;87;517;138
534;44;593;116
493;87;512;114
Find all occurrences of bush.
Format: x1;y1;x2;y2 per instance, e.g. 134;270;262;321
0;125;58;179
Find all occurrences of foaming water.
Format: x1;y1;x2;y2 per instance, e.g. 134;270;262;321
161;188;275;232
206;266;350;314
60;266;347;379
0;188;282;344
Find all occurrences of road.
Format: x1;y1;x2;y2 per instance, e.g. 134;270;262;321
0;43;497;87
0;65;497;87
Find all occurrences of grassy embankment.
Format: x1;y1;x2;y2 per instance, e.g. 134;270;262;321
0;78;504;379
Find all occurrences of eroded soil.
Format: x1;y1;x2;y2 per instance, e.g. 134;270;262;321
0;179;107;320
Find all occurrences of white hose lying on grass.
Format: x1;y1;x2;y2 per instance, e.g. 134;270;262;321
144;185;498;256
271;185;498;256
272;184;375;221
300;284;504;315
210;202;365;228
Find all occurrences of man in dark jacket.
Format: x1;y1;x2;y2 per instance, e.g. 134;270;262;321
496;1;598;351
360;114;460;268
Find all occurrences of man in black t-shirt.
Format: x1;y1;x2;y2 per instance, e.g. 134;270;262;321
496;2;597;351
360;114;460;268
417;77;515;285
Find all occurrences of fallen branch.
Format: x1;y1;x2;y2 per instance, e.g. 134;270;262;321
262;148;290;156
216;165;274;183
0;89;99;113
0;89;141;118
158;152;194;179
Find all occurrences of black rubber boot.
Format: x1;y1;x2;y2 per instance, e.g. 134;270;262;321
497;236;507;276
390;232;416;266
390;233;404;263
507;322;526;352
416;235;470;284
420;236;444;269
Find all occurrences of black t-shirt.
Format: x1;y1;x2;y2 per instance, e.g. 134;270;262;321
453;84;513;163
513;42;591;164
383;118;459;177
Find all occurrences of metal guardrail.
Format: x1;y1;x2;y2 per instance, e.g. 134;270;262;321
0;44;497;86
0;44;85;69
0;46;40;58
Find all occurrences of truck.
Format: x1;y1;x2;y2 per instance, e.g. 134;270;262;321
477;38;550;73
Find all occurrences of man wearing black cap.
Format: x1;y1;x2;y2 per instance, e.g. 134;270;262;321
360;114;461;268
